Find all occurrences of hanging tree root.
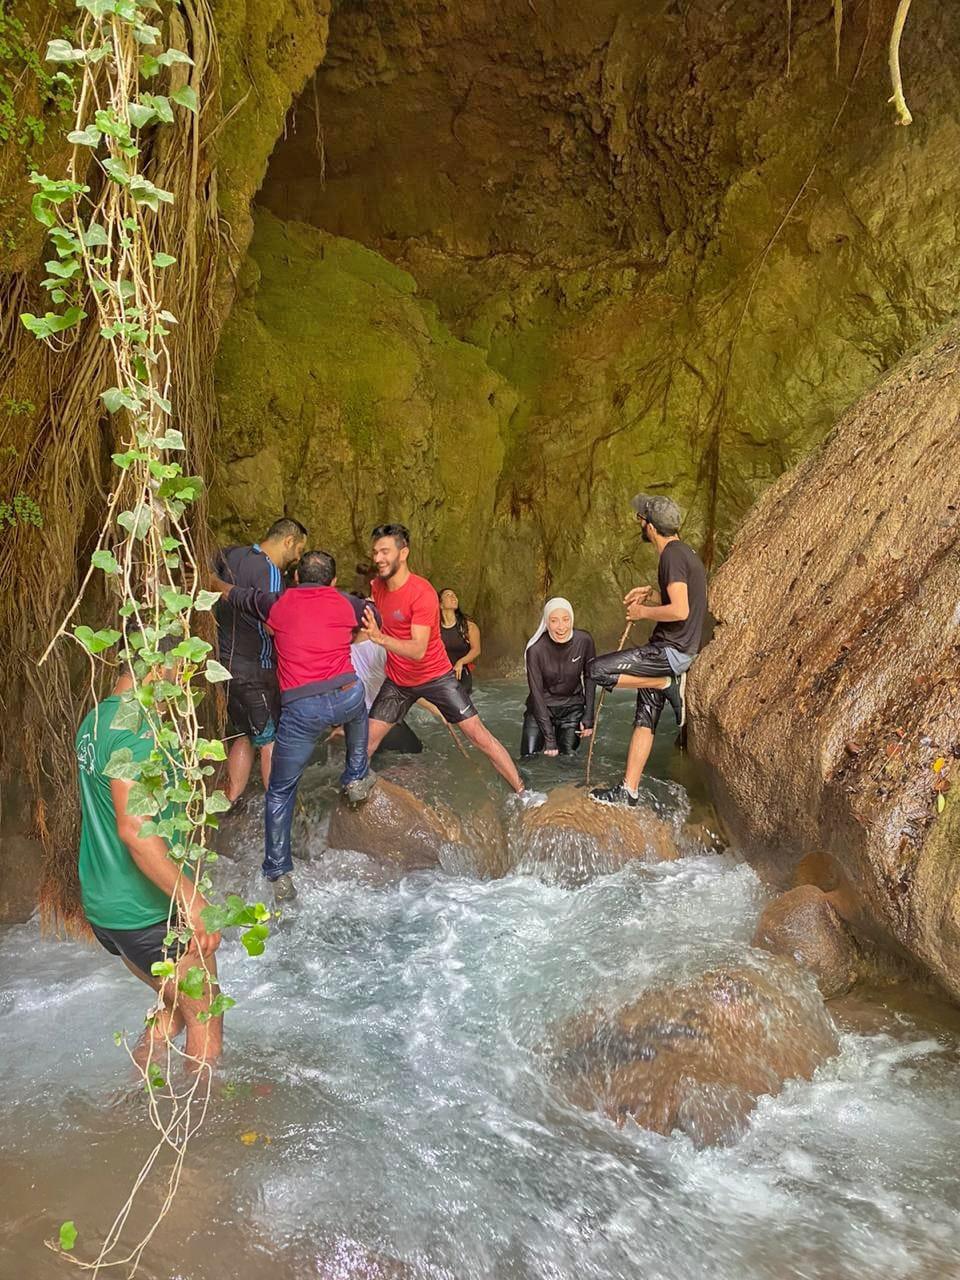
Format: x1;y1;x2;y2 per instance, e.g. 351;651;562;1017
888;0;913;125
584;621;633;788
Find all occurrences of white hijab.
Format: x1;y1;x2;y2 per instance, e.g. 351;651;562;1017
525;597;575;654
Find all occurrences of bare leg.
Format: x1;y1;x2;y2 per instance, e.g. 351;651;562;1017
624;727;655;792
366;717;393;757
613;674;670;692
259;740;274;789
227;736;253;802
121;957;186;1070
175;949;223;1065
458;715;524;792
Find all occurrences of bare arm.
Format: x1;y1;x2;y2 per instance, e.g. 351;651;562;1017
361;607;430;661
111;778;221;957
626;580;689;624
454;620;481;680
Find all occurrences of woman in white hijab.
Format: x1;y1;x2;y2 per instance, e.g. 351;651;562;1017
521;597;597;758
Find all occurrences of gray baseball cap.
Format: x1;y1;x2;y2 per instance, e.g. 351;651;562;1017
630;493;682;534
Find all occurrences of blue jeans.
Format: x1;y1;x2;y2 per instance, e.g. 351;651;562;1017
263;680;369;880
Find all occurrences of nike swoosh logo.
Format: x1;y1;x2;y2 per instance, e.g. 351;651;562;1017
571;656;582;663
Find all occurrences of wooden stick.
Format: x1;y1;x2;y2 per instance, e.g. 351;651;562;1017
585;621;633;787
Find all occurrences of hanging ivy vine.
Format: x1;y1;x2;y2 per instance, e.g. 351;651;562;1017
20;1;271;1272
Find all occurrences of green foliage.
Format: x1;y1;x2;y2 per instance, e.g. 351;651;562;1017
0;492;42;529
0;5;74;173
58;1221;78;1252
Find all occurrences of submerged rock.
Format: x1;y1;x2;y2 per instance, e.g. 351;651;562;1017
517;785;678;884
551;959;839;1147
691;325;960;996
753;885;863;999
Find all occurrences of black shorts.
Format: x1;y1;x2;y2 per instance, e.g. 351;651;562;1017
91;919;171;979
588;644;674;733
228;667;280;746
369;671;478;726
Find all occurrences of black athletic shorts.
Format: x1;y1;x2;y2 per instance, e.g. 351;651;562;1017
369;671;478;726
227;666;280;746
91;919;171;979
588;643;674;733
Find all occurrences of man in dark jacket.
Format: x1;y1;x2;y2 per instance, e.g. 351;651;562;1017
214;517;307;807
212;549;378;903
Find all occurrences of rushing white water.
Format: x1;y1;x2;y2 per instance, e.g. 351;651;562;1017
2;682;959;1279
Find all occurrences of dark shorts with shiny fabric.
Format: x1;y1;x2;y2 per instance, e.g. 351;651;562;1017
587;644;674;733
91;919;171;979
369;672;478;726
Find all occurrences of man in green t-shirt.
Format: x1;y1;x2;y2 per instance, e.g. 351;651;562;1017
76;653;223;1065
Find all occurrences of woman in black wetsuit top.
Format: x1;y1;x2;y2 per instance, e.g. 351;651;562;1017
521;597;597;758
438;587;481;695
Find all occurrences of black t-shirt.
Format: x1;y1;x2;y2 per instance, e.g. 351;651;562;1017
524;628;597;748
214;545;284;672
650;540;707;656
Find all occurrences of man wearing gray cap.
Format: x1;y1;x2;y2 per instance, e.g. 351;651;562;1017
587;493;706;807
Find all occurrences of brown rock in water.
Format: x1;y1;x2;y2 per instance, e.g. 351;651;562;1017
690;326;960;997
753;885;863;998
327;777;464;871
552;959;838;1147
518;785;678;884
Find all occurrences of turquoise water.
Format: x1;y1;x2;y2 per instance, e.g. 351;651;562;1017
1;682;959;1278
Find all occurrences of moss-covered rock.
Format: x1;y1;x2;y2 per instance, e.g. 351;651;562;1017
211;209;511;602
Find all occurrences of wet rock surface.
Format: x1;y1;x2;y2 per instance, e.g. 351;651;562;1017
551;959;839;1147
753;885;863;999
516;785;679;884
326;777;470;872
691;325;960;996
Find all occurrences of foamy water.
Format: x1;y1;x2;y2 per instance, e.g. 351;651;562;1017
2;682;958;1278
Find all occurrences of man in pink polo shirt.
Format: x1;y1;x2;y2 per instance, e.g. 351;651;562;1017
360;523;528;796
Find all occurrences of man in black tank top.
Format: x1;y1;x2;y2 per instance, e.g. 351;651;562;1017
587;494;707;807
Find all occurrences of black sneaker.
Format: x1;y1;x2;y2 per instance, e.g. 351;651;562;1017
343;771;377;806
589;784;640;808
272;873;297;904
665;671;687;728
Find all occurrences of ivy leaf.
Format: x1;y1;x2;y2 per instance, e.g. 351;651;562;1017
150;958;175;980
117;507;152;540
170;635;212;663
83;222;109;248
129;176;173;210
111;449;140;470
59;1221;78;1252
152;252;176;269
139;53;160;78
241;922;270;957
103;747;144;781
177;966;206;1000
44;258;81;279
67;125;102;148
204;659;232;684
155;428;185;451
197;738;226;761
46;39;83;62
204;790;232;814
102;158;131;185
194;589;220;612
171;85;198;113
128;102;155;129
91;548;120;575
157;48;194;67
126;781;161;817
145;1062;166;1091
74;624;121;654
207;993;236;1018
20;308;86;339
140;93;173;124
110;693;143;731
161;589;193;613
134;23;161;46
102;386;140;414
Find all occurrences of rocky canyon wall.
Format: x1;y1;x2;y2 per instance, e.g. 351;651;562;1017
211;0;960;659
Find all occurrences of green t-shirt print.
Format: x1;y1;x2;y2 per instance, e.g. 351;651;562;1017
76;695;173;931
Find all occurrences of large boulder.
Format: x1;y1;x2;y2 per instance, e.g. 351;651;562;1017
327;778;463;871
517;785;679;884
551;959;838;1147
752;885;863;999
691;326;960;997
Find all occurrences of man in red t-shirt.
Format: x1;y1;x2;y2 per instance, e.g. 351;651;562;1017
361;523;526;795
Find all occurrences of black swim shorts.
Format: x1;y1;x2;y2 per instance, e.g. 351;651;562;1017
369;671;478;726
91;919;171;979
588;643;674;733
227;666;280;746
